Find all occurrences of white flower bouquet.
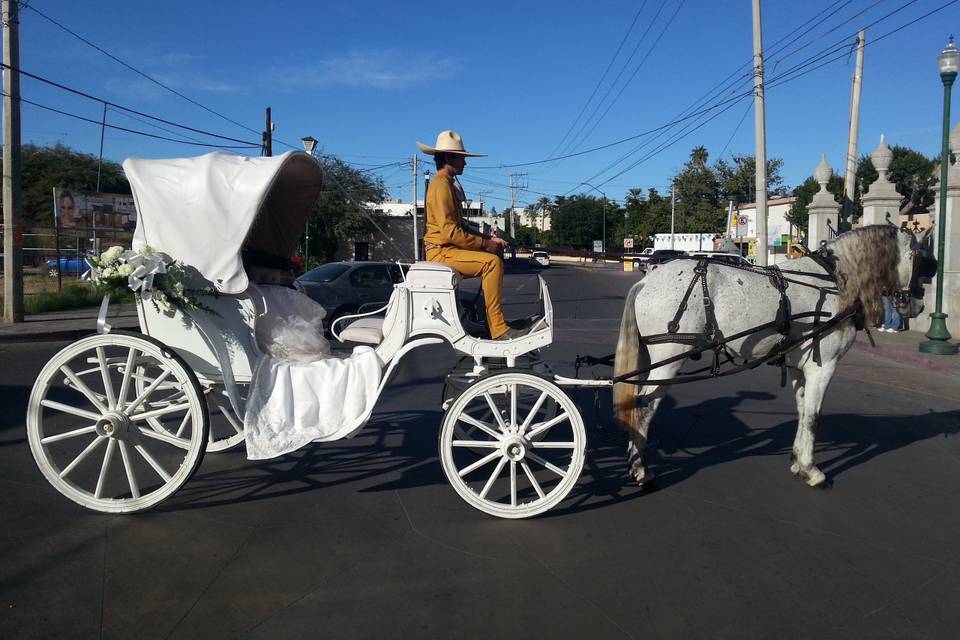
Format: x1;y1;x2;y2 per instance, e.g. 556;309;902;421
89;244;219;316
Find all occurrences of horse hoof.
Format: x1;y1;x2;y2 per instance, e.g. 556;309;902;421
804;468;827;488
790;461;801;476
630;465;654;488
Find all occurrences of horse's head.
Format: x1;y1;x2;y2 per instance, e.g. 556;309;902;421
894;226;936;319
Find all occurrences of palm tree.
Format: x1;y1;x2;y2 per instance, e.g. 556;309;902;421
534;196;553;231
690;145;709;169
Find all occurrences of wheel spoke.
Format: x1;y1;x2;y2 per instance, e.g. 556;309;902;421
526;412;570;441
41;424;97;444
41;399;101;422
520;461;545;499
128;402;191;423
94;439;117;499
458;450;501;478
213;399;244;435
479;456;508;499
133;440;172;482
526;451;568;478
510;383;517;429
519;391;549;434
59;435;105;478
483;392;508;432
59;365;109;414
115;348;139;411
118;440;140;499
138;427;191;450
125;368;173;415
175;412;192;439
96;347;117;410
530;441;577;449
452;440;500;448
457;412;502;441
510;460;517;507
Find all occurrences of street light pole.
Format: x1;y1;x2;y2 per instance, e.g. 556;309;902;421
919;37;959;355
301;136;318;269
583;182;606;253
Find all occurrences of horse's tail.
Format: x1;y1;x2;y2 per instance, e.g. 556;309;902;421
614;281;644;432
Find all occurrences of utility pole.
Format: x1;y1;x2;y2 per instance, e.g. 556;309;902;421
262;107;272;156
507;172;527;238
752;0;769;266
670;180;676;250
411;154;419;261
3;0;23;323
96;102;107;192
843;30;865;229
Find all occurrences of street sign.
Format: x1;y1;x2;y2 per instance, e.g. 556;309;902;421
593;240;603;253
623;238;634;249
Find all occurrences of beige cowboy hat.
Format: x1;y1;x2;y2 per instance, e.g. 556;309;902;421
416;130;486;157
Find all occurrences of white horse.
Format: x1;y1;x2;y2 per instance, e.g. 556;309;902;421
613;225;933;488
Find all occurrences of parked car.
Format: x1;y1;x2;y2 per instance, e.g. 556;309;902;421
623;247;655;269
529;250;550;268
294;261;409;330
690;251;751;267
646;249;689;271
45;257;92;277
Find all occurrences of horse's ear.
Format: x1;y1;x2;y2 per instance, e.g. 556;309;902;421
917;223;935;245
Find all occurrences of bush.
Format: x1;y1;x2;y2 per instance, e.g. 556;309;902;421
1;283;133;315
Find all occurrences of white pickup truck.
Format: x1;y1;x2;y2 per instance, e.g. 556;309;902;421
622;247;655;269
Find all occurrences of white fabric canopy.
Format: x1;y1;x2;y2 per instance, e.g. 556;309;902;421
124;151;323;294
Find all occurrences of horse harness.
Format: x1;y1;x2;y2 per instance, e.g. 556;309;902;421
576;251;859;387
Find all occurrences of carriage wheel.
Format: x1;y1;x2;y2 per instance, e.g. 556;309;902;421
439;372;585;519
134;372;246;453
27;331;208;513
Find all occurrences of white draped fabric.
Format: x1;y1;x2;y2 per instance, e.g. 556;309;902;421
242;287;382;460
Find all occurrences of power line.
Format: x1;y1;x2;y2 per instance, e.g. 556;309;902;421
0;63;262;145
2;91;259;148
23;3;263;137
546;0;650;159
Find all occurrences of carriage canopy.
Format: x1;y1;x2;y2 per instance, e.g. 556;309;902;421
123;151;324;294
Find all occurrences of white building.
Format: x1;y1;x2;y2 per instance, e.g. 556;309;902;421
365;198;483;218
515;206;552;231
729;196;800;265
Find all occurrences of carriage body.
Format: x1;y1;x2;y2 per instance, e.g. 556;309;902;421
27;151;583;520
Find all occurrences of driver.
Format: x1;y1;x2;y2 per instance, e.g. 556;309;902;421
417;130;524;341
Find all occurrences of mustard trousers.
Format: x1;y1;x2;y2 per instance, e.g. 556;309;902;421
425;246;509;339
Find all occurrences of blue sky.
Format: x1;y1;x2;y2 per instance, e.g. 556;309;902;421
13;0;960;210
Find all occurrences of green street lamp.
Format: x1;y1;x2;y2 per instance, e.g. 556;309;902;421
919;37;959;355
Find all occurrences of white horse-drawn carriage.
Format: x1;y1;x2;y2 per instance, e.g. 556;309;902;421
26;152;587;519
26;151;936;520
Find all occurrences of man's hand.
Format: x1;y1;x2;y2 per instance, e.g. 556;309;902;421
484;236;508;253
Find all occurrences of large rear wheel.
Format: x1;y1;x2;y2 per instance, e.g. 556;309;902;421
27;331;209;513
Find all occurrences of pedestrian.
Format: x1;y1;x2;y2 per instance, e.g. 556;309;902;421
881;292;903;333
417;130;527;340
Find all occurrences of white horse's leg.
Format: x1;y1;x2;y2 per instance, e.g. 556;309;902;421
788;367;806;476
791;359;837;487
627;396;662;487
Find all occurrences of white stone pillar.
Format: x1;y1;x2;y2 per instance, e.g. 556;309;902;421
807;155;840;248
861;135;902;226
923;121;960;336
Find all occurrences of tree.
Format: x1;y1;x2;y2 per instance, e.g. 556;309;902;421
714;154;786;204
0;143;130;227
552;195;607;248
674;146;725;233
307;156;387;264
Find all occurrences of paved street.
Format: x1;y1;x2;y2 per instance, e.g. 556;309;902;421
2;263;959;639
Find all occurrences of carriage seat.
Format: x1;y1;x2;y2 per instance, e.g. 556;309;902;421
338;262;459;344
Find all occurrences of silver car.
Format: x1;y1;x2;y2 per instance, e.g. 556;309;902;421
294;261;409;329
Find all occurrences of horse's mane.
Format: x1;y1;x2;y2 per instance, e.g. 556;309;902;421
824;225;901;320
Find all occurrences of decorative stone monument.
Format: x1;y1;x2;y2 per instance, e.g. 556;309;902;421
860;135;902;226
924;121;960;337
806;155;840;248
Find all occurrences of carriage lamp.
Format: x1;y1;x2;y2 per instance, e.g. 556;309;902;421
919;37;959;355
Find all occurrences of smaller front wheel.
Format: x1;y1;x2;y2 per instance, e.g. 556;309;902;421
439;372;585;519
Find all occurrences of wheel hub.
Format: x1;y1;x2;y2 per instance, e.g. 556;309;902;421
501;435;528;462
95;412;130;438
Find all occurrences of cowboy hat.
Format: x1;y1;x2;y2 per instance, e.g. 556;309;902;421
416;130;485;157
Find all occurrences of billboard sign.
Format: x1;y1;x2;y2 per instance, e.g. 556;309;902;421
54;188;137;234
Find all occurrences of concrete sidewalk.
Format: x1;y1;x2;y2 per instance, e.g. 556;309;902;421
851;325;960;377
0;303;140;343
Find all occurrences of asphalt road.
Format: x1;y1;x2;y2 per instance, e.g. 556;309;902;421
2;262;958;639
